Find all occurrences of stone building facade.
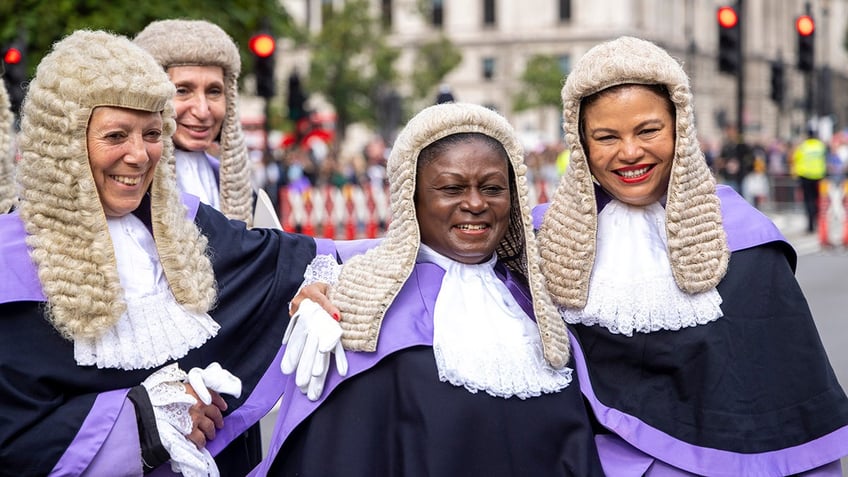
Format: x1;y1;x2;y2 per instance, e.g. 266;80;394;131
278;0;848;146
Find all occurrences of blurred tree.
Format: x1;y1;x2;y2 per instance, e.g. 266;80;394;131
307;0;461;142
409;35;462;107
307;0;400;143
513;54;564;112
0;0;298;84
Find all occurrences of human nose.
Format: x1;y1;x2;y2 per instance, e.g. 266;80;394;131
619;136;644;162
461;189;487;212
124;134;150;165
190;94;211;119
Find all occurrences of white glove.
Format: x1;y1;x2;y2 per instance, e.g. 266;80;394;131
141;364;220;477
281;299;348;401
187;362;242;405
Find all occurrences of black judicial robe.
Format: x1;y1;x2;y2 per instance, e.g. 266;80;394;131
0;194;333;476
533;185;848;476
253;261;605;477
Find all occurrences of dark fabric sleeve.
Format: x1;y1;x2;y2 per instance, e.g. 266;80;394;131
0;302;153;475
126;386;169;473
177;204;319;472
189;204;317;403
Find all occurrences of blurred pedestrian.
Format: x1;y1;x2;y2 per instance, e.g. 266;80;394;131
792;127;827;233
435;82;456;104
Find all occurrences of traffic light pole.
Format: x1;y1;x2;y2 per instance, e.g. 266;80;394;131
263;98;273;164
735;0;744;147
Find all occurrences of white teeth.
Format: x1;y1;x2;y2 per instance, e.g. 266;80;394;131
619;166;650;178
112;175;141;186
457;224;486;230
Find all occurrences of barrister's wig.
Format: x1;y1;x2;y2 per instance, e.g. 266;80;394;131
331;102;571;368
538;36;729;309
16;30;216;340
0;78;16;213
135;19;253;224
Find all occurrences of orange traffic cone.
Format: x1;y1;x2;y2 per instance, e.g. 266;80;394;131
322;186;336;239
842;180;848;247
280;186;295;232
342;185;357;239
364;185;378;238
817;180;830;247
537;180;549;204
302;188;315;237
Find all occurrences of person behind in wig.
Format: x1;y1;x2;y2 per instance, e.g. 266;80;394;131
535;35;848;476
253;102;604;476
135;19;258;226
0;30;337;476
0;65;17;213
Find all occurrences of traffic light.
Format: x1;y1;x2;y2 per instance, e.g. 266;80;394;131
796;14;815;72
3;44;26;116
717;6;741;75
769;61;785;104
249;33;276;98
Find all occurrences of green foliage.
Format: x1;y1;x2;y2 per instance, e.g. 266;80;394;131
0;0;297;79
409;35;462;103
306;0;400;140
513;54;566;112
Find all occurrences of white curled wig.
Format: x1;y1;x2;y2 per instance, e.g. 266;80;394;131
538;36;729;309
0;77;16;213
331;102;570;369
135;19;254;225
16;30;216;340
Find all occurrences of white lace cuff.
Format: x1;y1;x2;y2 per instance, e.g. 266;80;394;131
303;254;342;285
141;364;220;477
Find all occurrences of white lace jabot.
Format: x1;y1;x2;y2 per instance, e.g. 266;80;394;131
418;244;572;400
73;214;219;370
559;200;723;336
175;149;220;210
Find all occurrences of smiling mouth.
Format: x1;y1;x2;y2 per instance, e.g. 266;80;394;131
182;125;210;133
616;165;653;179
456;224;487;231
111;175;141;186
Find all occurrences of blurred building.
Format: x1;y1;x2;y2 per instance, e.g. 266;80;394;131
278;0;848;146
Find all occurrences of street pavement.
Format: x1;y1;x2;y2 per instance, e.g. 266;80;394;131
766;209;823;255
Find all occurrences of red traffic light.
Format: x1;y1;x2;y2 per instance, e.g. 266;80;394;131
796;15;814;36
717;6;738;29
4;47;22;65
249;33;275;58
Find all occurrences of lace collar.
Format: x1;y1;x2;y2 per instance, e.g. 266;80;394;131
73;214;219;370
418;244;572;399
559;200;723;336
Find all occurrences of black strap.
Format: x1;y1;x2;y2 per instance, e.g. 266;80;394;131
126;385;170;473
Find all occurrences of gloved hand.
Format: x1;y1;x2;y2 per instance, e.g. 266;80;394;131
281;299;348;401
187;362;242;405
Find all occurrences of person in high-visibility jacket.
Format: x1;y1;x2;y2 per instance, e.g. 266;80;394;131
556;147;571;176
792;129;827;233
